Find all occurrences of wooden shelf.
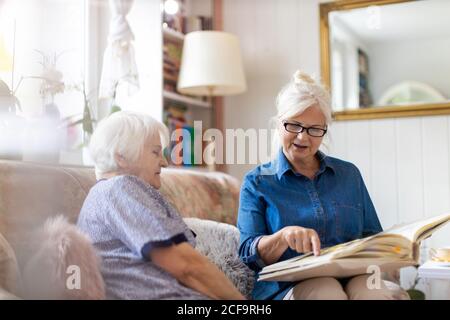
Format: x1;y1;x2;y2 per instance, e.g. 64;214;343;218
163;28;185;42
163;73;178;83
166;165;217;173
163;91;211;108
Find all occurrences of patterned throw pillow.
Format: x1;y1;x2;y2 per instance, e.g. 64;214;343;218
183;218;255;299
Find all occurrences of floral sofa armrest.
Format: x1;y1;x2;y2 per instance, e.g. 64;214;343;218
160;168;241;225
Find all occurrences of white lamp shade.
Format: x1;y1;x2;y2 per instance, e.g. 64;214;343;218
177;31;246;96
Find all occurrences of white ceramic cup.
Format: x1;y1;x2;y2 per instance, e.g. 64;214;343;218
429;247;450;262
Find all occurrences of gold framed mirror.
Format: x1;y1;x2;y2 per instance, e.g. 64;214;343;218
320;0;450;120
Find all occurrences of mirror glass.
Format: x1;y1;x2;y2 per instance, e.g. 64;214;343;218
328;0;450;112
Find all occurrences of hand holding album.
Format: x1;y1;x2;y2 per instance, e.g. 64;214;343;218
259;213;450;282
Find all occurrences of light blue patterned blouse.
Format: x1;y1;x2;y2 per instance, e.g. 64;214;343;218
77;175;207;300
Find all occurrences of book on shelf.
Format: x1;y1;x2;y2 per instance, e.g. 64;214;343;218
164;104;186;130
258;213;450;282
163;43;182;65
166;116;185;166
185;15;213;32
164;73;178;84
163;84;175;93
163;57;180;69
182;125;195;166
163;40;182;94
165;105;187;119
163;105;192;165
163;104;211;168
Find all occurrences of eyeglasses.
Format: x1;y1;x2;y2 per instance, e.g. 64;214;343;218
282;120;327;137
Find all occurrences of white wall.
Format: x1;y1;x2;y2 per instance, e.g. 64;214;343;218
223;0;320;179
369;36;450;103
332;116;450;298
223;0;450;298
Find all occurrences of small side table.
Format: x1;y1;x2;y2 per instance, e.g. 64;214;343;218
418;261;450;300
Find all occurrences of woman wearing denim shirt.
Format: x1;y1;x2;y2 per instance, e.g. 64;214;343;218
238;71;400;300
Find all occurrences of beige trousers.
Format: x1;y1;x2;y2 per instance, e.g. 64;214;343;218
283;275;409;300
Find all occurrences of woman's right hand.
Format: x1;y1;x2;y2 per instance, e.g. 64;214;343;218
151;242;245;300
257;225;322;266
280;226;321;256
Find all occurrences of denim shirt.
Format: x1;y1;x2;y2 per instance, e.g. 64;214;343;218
237;149;382;300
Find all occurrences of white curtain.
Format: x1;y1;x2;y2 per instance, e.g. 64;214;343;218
98;0;139;100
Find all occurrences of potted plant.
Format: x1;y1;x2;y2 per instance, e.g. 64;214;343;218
5;50;66;163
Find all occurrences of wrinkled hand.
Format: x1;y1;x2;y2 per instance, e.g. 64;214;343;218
281;226;321;256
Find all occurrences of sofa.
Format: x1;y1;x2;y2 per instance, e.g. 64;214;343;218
0;160;408;300
0;160;249;299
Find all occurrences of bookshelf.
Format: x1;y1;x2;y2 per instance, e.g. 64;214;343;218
163;90;211;109
162;0;217;172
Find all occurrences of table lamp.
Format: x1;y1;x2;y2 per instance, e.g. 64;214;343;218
177;31;246;170
177;31;246;97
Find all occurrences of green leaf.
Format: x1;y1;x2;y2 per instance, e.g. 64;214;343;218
82;102;94;135
407;289;426;300
110;105;121;114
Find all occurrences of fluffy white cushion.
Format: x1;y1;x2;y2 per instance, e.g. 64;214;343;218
183;218;255;298
0;231;21;298
21;215;105;299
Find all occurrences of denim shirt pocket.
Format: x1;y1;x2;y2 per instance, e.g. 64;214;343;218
332;201;364;241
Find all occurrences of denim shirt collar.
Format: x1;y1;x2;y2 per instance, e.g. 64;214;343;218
275;148;335;179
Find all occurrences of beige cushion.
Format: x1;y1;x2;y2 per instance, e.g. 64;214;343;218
0;230;21;297
21;215;105;299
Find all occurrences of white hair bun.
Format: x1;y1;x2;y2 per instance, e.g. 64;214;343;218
293;70;315;85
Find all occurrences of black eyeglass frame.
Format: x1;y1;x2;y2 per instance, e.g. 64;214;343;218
282;120;328;137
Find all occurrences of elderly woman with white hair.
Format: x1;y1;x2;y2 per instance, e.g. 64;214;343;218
77;111;244;300
238;71;402;300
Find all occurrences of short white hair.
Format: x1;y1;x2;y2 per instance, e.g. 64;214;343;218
89;111;169;179
271;71;332;158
